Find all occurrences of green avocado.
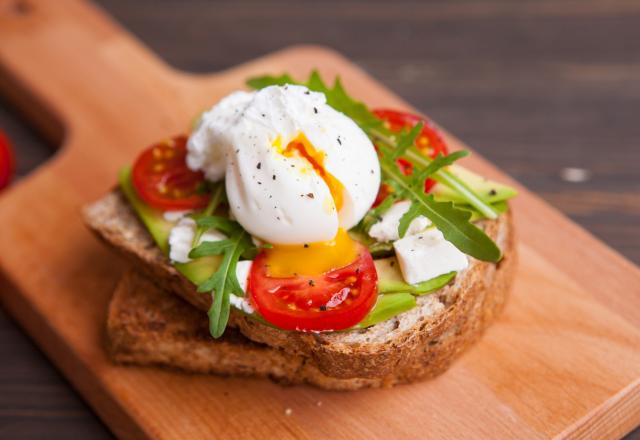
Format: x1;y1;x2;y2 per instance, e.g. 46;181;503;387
118;168;222;286
432;164;517;205
357;293;416;328
374;257;456;295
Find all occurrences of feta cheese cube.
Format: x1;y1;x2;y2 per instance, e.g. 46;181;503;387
368;200;430;242
393;228;469;284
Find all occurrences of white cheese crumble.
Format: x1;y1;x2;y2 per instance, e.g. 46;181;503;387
229;294;255;314
229;260;254;314
368;200;430;242
162;210;192;222
235;260;252;293
393;228;469;284
168;217;226;263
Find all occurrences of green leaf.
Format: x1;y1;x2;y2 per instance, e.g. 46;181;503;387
189;239;233;258
196;228;255;338
194;215;238;236
391;123;423;160
403;149;499;219
246;74;295;90
381;158;501;262
191;182;225;246
413;151;468;184
359;194;396;233
397;202;422;238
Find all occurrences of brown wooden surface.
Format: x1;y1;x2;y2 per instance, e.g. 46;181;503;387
0;0;638;438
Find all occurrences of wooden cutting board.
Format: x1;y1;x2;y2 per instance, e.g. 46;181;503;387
1;1;639;438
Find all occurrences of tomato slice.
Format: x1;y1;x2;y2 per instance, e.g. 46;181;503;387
247;245;378;331
373;109;448;194
132;135;210;210
0;130;15;191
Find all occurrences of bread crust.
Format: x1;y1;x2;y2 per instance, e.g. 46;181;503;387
86;190;516;381
109;270;385;390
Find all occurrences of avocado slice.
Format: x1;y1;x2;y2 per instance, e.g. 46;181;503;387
357;293;416;328
432;164;517;205
118;168;174;254
374;257;456;295
118;168;222;285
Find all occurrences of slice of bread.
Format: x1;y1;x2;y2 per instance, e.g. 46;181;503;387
109;269;383;390
85;190;516;381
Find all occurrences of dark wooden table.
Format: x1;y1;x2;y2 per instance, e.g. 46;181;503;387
1;0;638;438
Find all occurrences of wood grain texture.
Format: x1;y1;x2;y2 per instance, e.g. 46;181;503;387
0;0;638;435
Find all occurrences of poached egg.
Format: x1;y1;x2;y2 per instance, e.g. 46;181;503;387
187;85;380;276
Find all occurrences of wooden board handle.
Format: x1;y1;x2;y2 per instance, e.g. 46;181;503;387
0;0;181;147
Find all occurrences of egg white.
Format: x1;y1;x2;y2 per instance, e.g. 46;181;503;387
187;85;380;244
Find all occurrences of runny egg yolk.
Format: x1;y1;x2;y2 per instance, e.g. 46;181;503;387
265;227;358;277
266;133;358;277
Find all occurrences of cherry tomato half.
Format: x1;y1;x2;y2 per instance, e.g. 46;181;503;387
247;245;378;332
0;130;15;191
373;109;448;194
132;135;210;211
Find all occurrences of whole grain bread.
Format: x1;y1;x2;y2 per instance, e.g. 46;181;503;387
109;269;386;390
85;189;516;380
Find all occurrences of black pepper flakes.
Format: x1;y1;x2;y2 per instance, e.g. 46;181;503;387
306;193;315;199
313;107;318;114
308;279;315;287
303;243;309;248
489;189;497;196
337;137;342;145
257;162;261;169
319;305;327;311
272;174;276;180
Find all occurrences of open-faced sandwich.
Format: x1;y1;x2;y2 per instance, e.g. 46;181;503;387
84;72;517;389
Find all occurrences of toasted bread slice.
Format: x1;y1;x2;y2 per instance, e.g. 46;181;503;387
86;190;516;380
109;269;387;390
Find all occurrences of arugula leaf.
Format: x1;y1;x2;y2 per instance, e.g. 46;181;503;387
381;156;501;262
194;215;238;235
246;74;295;90
397;202;423;239
187;204;256;338
191;182;225;246
193;226;255;338
413;151;468;184
189;239;233;259
359;194;396;233
390;122;423;160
